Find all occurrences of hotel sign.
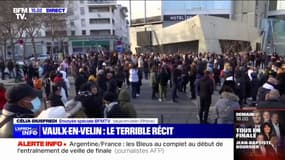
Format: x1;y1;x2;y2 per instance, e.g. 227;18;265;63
163;15;193;21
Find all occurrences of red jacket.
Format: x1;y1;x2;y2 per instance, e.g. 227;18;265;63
53;76;64;84
0;89;6;110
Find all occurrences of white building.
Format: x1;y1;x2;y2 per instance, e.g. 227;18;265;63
12;0;129;59
67;0;129;54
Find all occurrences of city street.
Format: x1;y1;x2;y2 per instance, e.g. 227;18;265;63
130;79;220;124
2;77;220;124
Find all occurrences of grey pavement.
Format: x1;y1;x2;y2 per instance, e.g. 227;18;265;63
128;79;220;124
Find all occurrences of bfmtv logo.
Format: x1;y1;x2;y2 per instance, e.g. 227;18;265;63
18;127;38;136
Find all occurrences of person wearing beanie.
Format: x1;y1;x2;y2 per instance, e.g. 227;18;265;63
0;84;41;138
75;68;88;95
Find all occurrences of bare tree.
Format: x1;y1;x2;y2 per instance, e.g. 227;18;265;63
0;26;9;60
24;14;44;61
0;0;71;61
0;1;27;61
41;0;71;59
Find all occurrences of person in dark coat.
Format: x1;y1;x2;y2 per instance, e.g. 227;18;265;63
198;70;214;124
158;65;170;102
106;72;118;95
96;69;107;96
181;65;190;93
257;77;279;103
48;84;64;107
172;65;182;103
143;58;149;80
0;59;5;80
276;69;285;96
189;62;197;99
250;72;261;104
213;63;221;86
75;68;88;95
257;89;285;108
103;92;124;118
114;66;125;89
75;83;104;118
235;68;250;105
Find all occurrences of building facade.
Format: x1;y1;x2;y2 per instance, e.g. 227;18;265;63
129;0;278;54
12;0;129;60
67;0;129;54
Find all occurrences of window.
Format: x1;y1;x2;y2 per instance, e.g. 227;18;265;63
89;6;109;12
71;30;75;36
89;18;110;24
81;19;86;27
70;21;75;26
80;7;85;15
80;0;84;4
90;30;111;36
82;30;86;35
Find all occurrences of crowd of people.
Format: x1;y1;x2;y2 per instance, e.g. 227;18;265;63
0;50;285;136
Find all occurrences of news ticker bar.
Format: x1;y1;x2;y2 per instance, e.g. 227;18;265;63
14;118;159;124
13;124;233;138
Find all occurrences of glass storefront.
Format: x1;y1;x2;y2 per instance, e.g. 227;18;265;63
262;18;285;55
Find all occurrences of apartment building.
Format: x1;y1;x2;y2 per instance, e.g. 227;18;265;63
12;0;129;59
67;0;129;53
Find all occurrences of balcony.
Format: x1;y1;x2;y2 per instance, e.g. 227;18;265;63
88;23;113;30
88;12;112;19
87;0;116;6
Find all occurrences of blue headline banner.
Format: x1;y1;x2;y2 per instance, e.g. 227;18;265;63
14;124;233;138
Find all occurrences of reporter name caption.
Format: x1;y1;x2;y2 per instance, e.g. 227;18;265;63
8;118;234;160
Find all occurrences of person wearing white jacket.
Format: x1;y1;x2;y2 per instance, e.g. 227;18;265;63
129;64;139;98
